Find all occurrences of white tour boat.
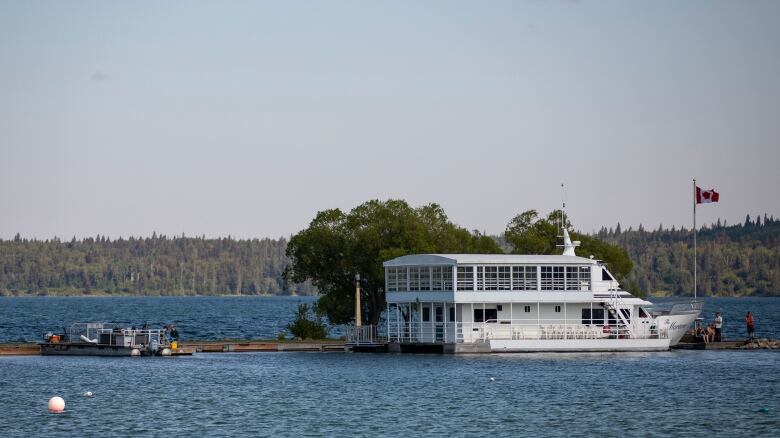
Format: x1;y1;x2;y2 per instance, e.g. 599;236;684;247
382;229;701;353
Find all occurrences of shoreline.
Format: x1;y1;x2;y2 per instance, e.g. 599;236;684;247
0;293;316;298
3;338;779;356
2;294;778;299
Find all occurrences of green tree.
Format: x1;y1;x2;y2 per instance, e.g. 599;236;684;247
505;209;634;282
285;199;502;325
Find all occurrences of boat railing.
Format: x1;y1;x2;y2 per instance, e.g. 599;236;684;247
345;325;387;345
387;319;665;344
63;323;168;347
651;300;704;316
669;300;704;315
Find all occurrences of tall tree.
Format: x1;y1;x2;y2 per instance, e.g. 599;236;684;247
505;209;634;282
285;200;502;325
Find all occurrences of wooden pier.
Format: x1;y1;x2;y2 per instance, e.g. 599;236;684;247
181;340;346;353
0;343;41;356
0;340;347;356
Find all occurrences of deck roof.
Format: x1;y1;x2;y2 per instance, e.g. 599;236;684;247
383;254;598;267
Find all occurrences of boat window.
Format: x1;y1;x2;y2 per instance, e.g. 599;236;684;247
554;305;561;313
484;266;498;290
512;266;537;290
431;266;443;291
565;267;577;290
497;266;511;290
409;267;421;291
386;267;397;292
524;305;531;313
419;267;431;291
474;308;498;323
580;266;591;289
457;266;474;291
638;307;649;318
582;308;604;325
386;267;411;292
396;267;408;291
565;266;591;291
541;266;564;290
601;268;615;281
443;268;453;291
422;306;430;322
449;306;455;322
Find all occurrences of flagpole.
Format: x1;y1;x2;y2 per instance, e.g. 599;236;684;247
693;178;697;301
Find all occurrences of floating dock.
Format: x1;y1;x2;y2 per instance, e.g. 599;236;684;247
0;343;41;356
0;340;346;355
181;341;345;353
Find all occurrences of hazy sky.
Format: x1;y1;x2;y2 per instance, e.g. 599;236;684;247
1;1;779;240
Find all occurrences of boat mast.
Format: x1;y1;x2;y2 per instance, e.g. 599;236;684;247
561;183;565;232
558;183;579;256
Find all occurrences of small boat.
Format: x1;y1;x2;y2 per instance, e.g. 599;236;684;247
40;323;179;357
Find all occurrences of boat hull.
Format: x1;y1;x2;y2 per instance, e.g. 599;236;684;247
40;343;155;357
659;312;700;346
486;338;670;353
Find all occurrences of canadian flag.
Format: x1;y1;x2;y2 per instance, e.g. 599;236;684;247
696;186;720;204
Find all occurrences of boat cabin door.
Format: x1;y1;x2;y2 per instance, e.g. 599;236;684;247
435;305;444;342
635;306;655;337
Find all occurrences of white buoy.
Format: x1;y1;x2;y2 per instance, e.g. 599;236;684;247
161;348;172;357
83;391;93;397
131;348;141;357
490;377;495;382
48;396;65;414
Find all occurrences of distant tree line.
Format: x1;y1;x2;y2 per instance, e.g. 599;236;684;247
598;214;780;297
0;234;315;296
2;212;777;298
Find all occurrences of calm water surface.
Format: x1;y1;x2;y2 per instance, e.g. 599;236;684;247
0;351;778;437
0;296;318;342
1;296;779;436
0;296;778;342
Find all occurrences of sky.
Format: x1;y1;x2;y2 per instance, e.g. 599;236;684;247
1;0;779;240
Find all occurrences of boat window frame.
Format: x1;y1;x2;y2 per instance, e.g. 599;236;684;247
457;266;474;291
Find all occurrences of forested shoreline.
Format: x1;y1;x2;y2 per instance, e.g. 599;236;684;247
1;214;777;297
602;214;779;297
0;234;315;297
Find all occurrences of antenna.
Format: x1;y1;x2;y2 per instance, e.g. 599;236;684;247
561;183;566;232
557;183;580;256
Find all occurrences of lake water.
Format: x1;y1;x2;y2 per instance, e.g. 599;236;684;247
1;296;779;437
0;295;319;343
0;296;778;342
1;350;779;436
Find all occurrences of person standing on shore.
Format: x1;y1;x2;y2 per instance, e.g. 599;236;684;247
746;312;755;341
714;312;723;342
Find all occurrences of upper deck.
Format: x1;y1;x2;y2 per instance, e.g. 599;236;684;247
383;253;624;303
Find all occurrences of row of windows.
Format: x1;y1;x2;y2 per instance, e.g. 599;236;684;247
387;265;592;292
472;266;537;291
541;266;591;291
413;305;638;325
386;266;453;292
